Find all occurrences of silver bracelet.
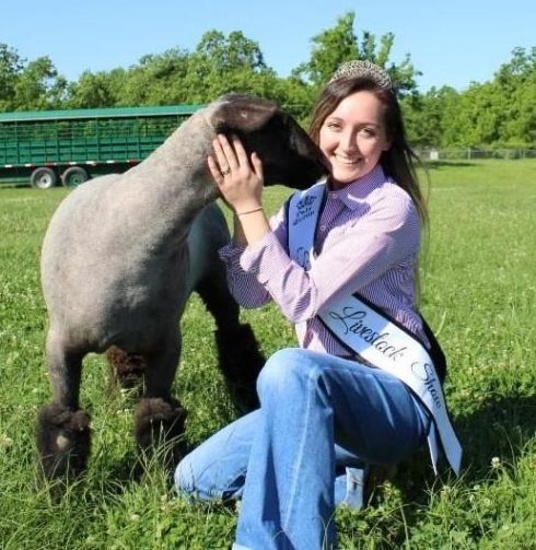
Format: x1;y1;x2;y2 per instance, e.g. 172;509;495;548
236;207;264;216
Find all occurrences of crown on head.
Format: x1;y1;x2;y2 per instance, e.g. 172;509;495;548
328;60;393;91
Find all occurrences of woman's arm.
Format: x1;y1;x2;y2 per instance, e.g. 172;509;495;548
239;189;420;323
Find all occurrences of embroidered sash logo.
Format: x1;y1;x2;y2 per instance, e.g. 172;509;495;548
292;194;318;226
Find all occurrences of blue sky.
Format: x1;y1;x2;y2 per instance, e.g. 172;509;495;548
2;0;535;93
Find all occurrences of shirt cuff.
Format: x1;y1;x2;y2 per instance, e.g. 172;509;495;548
218;242;247;275
239;231;290;284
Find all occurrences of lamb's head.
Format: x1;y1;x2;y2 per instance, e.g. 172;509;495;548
209;93;330;190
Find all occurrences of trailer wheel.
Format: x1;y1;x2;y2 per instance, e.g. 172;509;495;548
62;166;89;187
30;167;58;189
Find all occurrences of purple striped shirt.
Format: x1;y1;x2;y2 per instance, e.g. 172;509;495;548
218;164;428;355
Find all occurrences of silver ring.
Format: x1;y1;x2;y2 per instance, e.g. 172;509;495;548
221;167;231;177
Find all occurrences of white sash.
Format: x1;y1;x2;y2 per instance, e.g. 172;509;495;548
287;184;462;475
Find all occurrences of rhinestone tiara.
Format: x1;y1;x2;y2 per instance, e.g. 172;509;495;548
328;59;393;91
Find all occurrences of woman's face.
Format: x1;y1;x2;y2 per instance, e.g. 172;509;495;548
319;90;391;188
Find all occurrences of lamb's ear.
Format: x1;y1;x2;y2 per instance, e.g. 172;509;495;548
210;94;280;133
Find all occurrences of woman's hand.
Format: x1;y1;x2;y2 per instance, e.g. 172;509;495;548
208;134;270;246
208;134;264;215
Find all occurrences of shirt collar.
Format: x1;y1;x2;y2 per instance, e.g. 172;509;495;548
327;165;389;209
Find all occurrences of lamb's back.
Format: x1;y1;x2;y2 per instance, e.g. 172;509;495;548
41;174;183;338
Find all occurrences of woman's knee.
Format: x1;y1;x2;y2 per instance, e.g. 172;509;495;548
257;348;323;397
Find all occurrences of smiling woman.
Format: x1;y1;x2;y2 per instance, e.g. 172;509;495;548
174;60;461;550
318;90;391;188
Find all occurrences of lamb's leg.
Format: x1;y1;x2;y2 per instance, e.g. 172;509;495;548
36;329;91;481
195;270;265;413
134;333;187;469
105;345;146;394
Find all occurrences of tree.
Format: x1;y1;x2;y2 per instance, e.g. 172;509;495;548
293;12;357;88
402;89;443;149
14;57;67;110
67;70;120;108
182;30;277;102
194;30;266;74
292;11;420;97
430;47;536;149
0;44;66;111
0;44;24;111
494;47;536;146
100;32;280;107
118;49;191;106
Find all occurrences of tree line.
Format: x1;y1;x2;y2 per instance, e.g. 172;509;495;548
1;12;534;150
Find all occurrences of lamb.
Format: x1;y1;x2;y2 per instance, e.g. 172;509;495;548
37;93;329;481
104;202;263;410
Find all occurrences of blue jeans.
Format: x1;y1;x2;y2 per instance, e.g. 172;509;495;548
175;348;430;549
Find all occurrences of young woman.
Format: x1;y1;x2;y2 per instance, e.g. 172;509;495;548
175;60;461;550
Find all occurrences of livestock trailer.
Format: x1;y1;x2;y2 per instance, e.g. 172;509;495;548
0;104;203;188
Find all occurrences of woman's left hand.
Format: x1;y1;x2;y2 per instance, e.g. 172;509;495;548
208;134;264;214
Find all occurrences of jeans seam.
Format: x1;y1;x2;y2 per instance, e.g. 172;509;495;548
282;365;332;536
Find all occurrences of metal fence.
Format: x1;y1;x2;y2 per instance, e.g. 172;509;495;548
416;148;536;161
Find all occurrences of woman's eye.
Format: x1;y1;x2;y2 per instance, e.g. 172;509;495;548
360;128;376;137
326;122;341;131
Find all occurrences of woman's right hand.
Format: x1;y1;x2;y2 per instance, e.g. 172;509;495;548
208;134;264;215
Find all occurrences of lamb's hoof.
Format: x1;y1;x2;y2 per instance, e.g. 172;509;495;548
36;404;91;481
134;397;187;468
106;345;146;392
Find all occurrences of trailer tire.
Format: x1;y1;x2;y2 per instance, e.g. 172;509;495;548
62;166;89;187
30;167;58;189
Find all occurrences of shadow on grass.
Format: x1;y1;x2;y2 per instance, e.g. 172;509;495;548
46;390;536;493
365;391;536;517
31;391;536;546
454;392;536;475
423;160;478;170
347;391;536;548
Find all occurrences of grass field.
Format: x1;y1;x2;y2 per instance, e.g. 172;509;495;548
0;159;535;549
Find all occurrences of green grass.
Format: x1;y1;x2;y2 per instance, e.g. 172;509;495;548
1;159;535;549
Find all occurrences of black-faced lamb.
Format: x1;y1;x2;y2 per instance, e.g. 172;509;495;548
37;93;329;481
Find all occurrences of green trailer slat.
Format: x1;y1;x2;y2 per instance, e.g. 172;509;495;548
0;104;204;186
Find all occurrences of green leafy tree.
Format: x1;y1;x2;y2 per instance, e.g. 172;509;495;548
293;11;357;88
14;57;67;110
0;44;66;111
271;75;315;126
183;30;277;102
292;11;420;98
67;70;120;108
103;32;279;107
430;47;536;149
0;43;23;110
8;22;535;152
495;47;536;146
118;49;191;106
401;91;442;149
